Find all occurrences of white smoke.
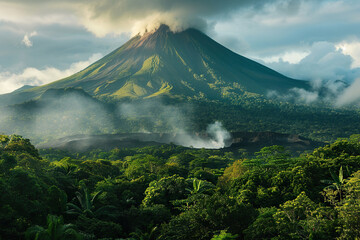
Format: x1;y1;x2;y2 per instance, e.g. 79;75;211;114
118;100;231;149
176;121;231;149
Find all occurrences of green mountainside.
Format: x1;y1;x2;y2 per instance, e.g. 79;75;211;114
0;25;308;105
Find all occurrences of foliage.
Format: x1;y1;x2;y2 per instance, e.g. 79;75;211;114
66;184;115;219
2;134;360;239
211;230;238;240
25;215;82;240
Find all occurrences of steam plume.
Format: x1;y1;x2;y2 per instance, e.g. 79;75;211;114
118;100;231;149
176;121;231;149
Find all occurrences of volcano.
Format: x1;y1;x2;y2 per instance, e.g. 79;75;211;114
0;25;308;105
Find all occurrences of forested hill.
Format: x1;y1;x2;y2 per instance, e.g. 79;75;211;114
2;134;360;239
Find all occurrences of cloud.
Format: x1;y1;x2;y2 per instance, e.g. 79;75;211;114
0;0;273;37
267;77;360;107
214;0;360;64
337;40;360;69
268;88;319;105
21;31;37;47
259;40;360;107
0;22;125;72
0;53;102;94
263;41;360;82
336;78;360;106
261;50;310;64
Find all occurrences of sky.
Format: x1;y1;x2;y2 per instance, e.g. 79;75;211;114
0;0;360;97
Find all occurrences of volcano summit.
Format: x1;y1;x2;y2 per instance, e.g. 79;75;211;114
0;25;308;105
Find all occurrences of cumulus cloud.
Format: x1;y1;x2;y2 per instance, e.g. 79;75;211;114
0;0;273;37
21;31;37;47
0;53;102;94
214;0;360;63
263;41;360;82
337;40;360;69
262;40;360;107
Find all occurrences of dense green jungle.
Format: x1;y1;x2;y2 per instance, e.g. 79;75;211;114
2;134;360;239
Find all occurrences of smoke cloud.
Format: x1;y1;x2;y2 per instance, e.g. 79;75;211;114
118;100;231;149
176;123;232;148
165;121;231;149
0;0;272;37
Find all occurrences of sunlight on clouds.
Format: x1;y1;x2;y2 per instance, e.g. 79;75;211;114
0;1;78;26
261;51;310;64
336;78;360;106
0;53;102;94
262;41;360;82
336;41;360;69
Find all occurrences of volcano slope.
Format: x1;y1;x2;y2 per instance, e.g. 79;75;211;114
0;25;308;105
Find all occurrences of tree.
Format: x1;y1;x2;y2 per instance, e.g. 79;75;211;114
243;208;278;240
25;215;82;240
332;170;360;239
0;153;16;173
160;193;256;240
322;166;350;202
186;178;215;195
142;175;188;208
273;192;336;240
211;230;238;240
47;186;67;215
66;184;114;218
